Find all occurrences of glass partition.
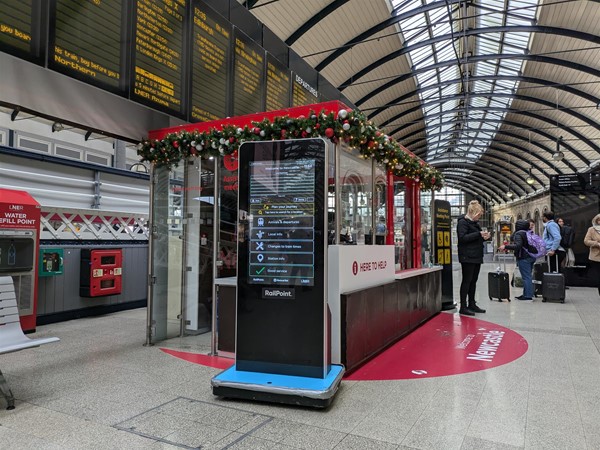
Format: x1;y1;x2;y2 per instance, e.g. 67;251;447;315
148;158;216;344
335;144;374;245
420;191;433;266
393;179;408;270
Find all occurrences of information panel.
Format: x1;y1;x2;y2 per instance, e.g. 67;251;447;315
248;160;315;286
292;73;319;107
190;2;231;122
265;54;290;112
132;0;186;114
237;139;327;377
50;0;125;90
0;0;40;60
233;28;264;116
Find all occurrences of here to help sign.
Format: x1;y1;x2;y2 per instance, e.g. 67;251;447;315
334;245;395;293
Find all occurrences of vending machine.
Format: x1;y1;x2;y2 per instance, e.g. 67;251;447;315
0;188;41;332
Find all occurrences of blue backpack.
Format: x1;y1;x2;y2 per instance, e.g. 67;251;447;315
522;230;546;258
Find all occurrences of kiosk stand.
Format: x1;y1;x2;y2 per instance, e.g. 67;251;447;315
211;138;344;408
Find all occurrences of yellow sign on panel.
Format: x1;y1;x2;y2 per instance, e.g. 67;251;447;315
444;249;451;265
437;231;443;247
438;249;444;264
444;231;450;247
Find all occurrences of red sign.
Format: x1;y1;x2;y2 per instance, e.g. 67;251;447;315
346;313;528;380
0;190;40;230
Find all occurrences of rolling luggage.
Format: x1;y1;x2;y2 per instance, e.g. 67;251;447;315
542;254;565;303
533;261;544;297
489;259;510;302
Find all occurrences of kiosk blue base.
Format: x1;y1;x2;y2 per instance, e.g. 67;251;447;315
211;364;345;408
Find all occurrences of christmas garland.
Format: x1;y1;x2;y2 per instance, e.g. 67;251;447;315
137;108;444;191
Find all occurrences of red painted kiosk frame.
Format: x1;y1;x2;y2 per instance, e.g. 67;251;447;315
149;101;423;270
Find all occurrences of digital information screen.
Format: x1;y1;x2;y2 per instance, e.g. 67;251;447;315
0;0;34;54
236;139;327;377
265;54;290;112
50;0;124;90
248;159;316;287
292;73;318;107
190;2;230;122
233;29;264;116
133;0;186;113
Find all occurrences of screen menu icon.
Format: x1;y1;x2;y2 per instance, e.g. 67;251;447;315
248;159;315;286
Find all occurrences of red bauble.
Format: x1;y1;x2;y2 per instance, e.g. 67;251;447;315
229;137;235;144
173;141;179;148
325;128;335;138
301;131;308;138
281;129;287;138
253;127;261;135
367;140;377;149
315;123;321;130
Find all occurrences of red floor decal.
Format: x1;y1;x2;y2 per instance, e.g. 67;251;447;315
346;312;528;380
160;348;234;370
161;313;528;381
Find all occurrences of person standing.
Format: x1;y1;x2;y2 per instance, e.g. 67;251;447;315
583;213;600;296
557;217;575;268
499;219;536;300
542;211;563;272
457;200;491;316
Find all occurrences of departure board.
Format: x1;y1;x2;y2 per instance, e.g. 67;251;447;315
233;29;264;116
292;73;319;107
265;54;290;112
248;159;316;286
190;2;231;122
0;0;36;57
132;0;186;114
50;0;124;90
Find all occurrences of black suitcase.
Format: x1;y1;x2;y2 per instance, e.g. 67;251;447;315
489;269;510;302
542;255;565;303
533;262;545;297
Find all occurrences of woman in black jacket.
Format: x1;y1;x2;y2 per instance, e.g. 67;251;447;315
499;219;536;300
457;200;491;315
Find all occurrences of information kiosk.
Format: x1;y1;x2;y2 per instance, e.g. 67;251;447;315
211;138;344;407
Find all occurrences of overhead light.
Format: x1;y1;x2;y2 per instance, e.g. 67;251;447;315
506;190;513;198
553;136;564;161
130;163;148;173
52;122;65;132
578;193;586;200
526;168;535;185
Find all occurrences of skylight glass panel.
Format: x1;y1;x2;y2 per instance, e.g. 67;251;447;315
392;0;538;165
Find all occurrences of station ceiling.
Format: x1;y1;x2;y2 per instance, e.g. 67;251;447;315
241;0;600;203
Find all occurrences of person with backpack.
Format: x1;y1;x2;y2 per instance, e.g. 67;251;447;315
499;219;539;301
542;211;564;272
557;217;575;268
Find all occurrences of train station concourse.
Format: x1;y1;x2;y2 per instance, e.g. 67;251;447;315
1;0;600;449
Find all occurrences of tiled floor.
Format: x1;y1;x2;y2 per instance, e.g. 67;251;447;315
1;260;599;449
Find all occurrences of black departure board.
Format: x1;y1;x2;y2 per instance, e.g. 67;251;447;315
233;28;264;116
265;54;290;112
292;73;318;107
50;0;124;90
0;0;39;59
190;2;231;122
132;0;186;114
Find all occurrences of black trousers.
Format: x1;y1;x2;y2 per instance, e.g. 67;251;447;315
589;260;600;295
460;262;481;307
548;250;566;273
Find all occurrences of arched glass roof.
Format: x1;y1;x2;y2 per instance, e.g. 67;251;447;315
243;0;600;203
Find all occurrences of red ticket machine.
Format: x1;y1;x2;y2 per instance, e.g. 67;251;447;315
0;188;41;332
80;249;123;297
